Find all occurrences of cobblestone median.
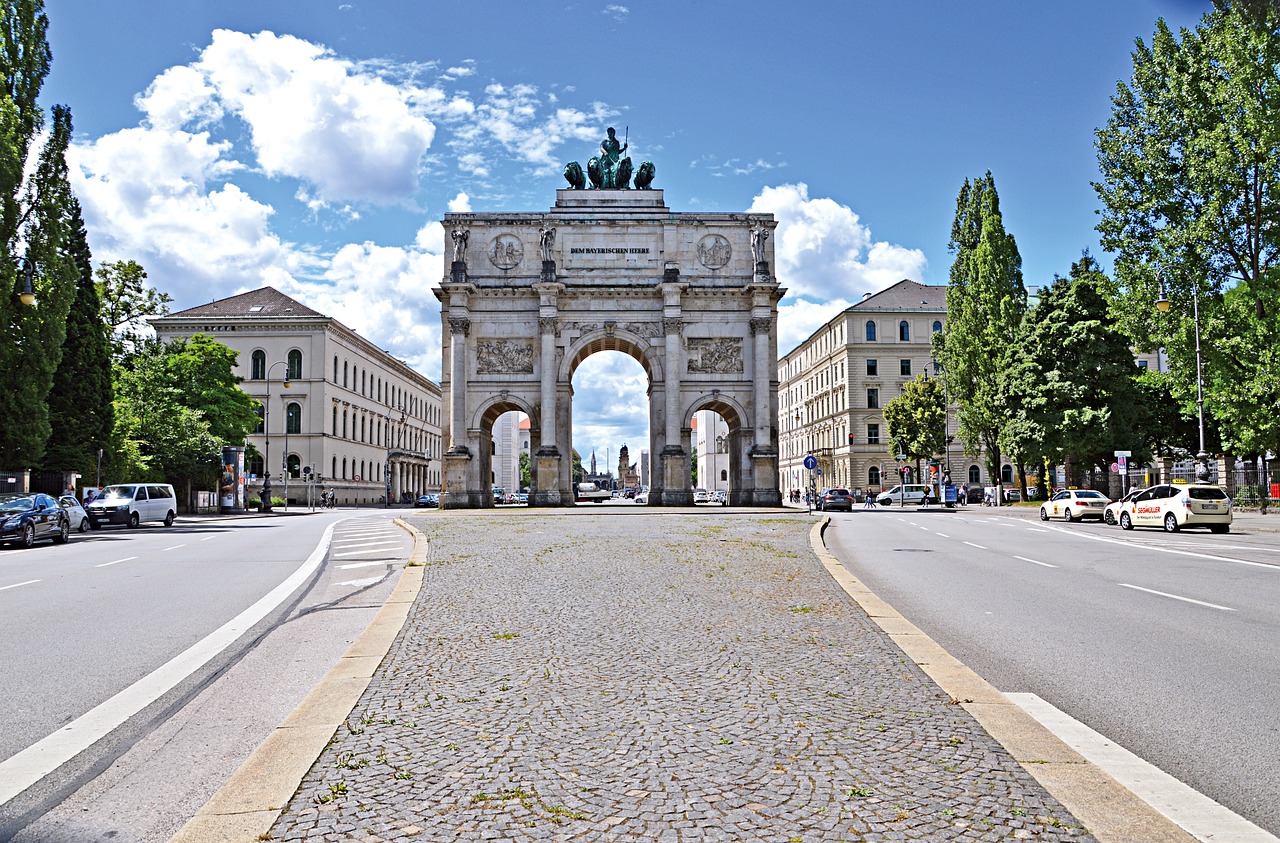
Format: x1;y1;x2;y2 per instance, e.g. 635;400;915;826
270;513;1094;841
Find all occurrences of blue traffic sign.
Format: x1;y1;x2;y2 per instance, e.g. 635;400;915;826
803;454;817;470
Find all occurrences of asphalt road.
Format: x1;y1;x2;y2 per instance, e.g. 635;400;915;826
823;505;1280;836
0;508;410;843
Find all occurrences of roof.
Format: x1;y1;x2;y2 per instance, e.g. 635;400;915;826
847;279;947;312
165;287;325;319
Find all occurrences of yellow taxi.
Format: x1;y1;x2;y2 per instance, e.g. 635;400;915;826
1039;488;1110;522
1118;483;1232;533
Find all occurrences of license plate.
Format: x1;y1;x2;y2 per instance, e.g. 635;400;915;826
1200;503;1219;510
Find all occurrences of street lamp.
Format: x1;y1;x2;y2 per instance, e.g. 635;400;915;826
931;360;952;497
15;255;36;306
260;360;291;512
1155;271;1210;483
384;403;406;507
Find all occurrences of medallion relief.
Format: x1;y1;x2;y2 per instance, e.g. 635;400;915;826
697;234;731;269
488;234;524;270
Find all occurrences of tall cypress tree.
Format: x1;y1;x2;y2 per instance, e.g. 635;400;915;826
44;198;113;480
932;173;1027;490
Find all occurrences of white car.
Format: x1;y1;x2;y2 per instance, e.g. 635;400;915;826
1117;483;1232;533
876;484;932;506
710;490;728;505
57;495;90;533
1103;488;1143;525
693;488;710;503
634;489;649;504
1039;489;1109;521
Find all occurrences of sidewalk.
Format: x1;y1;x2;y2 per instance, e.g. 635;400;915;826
214;511;1123;842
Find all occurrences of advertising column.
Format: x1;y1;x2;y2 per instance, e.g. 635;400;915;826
220;446;245;514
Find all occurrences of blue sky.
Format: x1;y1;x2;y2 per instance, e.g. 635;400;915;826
42;0;1210;464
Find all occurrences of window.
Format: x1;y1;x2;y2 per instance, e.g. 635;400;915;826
251;350;266;380
254;404;264;434
342;457;347;480
865;320;876;341
932;320;942;333
343;360;348;388
867;423;880;445
332;406;338;436
286;402;301;435
332;456;337;479
899;321;910;341
287;454;300;478
969;465;981;484
1001;464;1014;484
246;454;264;477
866;359;877;376
333;356;339;383
1137;360;1149;370
287;349;302;380
899;359;911;376
867;388;879;410
868;466;881;486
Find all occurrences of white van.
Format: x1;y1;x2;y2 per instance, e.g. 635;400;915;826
86;483;178;529
876;484;933;506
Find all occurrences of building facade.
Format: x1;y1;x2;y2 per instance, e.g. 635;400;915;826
152;287;443;506
779;279;999;500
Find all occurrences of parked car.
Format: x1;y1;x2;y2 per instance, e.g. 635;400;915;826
85;483;177;529
515;492;529;505
817;488;854;512
876;484;932;506
693;488;710;503
1103;488;1144;525
1039;488;1109;522
634;489;649;504
58;495;91;533
0;493;71;547
1117;483;1232;533
414;493;438;508
710;490;728;506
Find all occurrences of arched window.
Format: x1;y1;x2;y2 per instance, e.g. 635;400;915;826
251;350;266;380
254;404;264;434
899;320;910;341
868;466;881;486
932;320;942;333
343;360;348;388
332;456;337;479
332;406;338;435
342;457;348;479
343;411;348;439
361;370;367;396
287;454;300;478
968;465;981;484
865;321;876;341
287;349;303;380
286;402;301;435
1001;464;1014;484
246;454;264;477
333;355;339;383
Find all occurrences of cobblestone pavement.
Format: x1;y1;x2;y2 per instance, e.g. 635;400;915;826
269;512;1096;842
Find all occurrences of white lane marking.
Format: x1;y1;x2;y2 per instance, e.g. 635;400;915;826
333;549;400;559
0;580;40;592
1026;528;1050;533
331;540;400;551
935;532;950;538
963;541;987;550
1013;555;1058;568
95;556;137;568
335;576;381;587
1007;693;1277;842
1118;583;1235;612
200;535;218;542
337;561;384;570
0;520;340;807
162;544;185;552
1021;520;1279;570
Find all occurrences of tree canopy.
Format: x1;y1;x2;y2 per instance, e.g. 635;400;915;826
1095;0;1280;459
95;259;172;360
882;373;947;468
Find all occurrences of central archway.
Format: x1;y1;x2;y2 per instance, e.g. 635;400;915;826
435;188;783;507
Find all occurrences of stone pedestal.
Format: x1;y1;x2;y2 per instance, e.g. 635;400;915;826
441;449;483;509
748;449;782;506
532;448;564;507
659;448;692;506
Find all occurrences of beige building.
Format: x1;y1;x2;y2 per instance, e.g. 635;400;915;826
780;279;999;500
152;287;442;506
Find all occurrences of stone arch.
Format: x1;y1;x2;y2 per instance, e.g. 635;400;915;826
686;392;752;505
560;328;662;384
468;393;540;508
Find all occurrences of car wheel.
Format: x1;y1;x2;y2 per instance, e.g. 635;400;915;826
1104;510;1115;526
78;517;89;533
128;511;140;528
1039;507;1049;521
1209;524;1230;534
1163;513;1180;533
163;510;175;527
54;519;70;544
1120;512;1133;531
1064;508;1076;522
20;523;35;548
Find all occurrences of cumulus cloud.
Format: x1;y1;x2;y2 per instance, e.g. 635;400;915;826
750;183;926;302
571;351;650;461
447;191;471;212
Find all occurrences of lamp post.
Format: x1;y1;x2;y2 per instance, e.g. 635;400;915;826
931;360;952;501
15;255;36;306
260;360;291;512
1156;271;1210;483
384;403;406;507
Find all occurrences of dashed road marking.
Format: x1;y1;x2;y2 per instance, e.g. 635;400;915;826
1118;583;1235;612
1013;555;1057;568
0;579;40;592
963;541;987;550
95;556;137;568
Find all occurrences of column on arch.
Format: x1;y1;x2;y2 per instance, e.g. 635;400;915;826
750;316;772;447
447;316;470;449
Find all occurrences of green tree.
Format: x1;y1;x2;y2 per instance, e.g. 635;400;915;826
1095;0;1280;463
518;451;531;490
95;259;171;360
882;374;946;474
44;198;114;481
162;334;260;444
932;173;1027;491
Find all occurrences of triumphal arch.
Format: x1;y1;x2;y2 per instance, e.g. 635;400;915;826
435;135;784;507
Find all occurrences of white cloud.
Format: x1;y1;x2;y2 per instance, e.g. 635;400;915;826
777;297;855;356
750;183;926;302
447;191;471;212
571;351;650;461
603;5;630;22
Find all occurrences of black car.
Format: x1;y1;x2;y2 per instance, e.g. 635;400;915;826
0;493;72;548
415;494;439;508
817;488;854;512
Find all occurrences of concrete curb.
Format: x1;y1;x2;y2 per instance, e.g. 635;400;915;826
807;517;1198;843
167;518;429;843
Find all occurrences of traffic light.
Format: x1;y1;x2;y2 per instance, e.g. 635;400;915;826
848;432;855;446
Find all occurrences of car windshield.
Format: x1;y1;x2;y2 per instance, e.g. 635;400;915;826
828;489;849;496
0;496;34;513
100;485;136;501
1076;491;1106;499
1187;487;1228;500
